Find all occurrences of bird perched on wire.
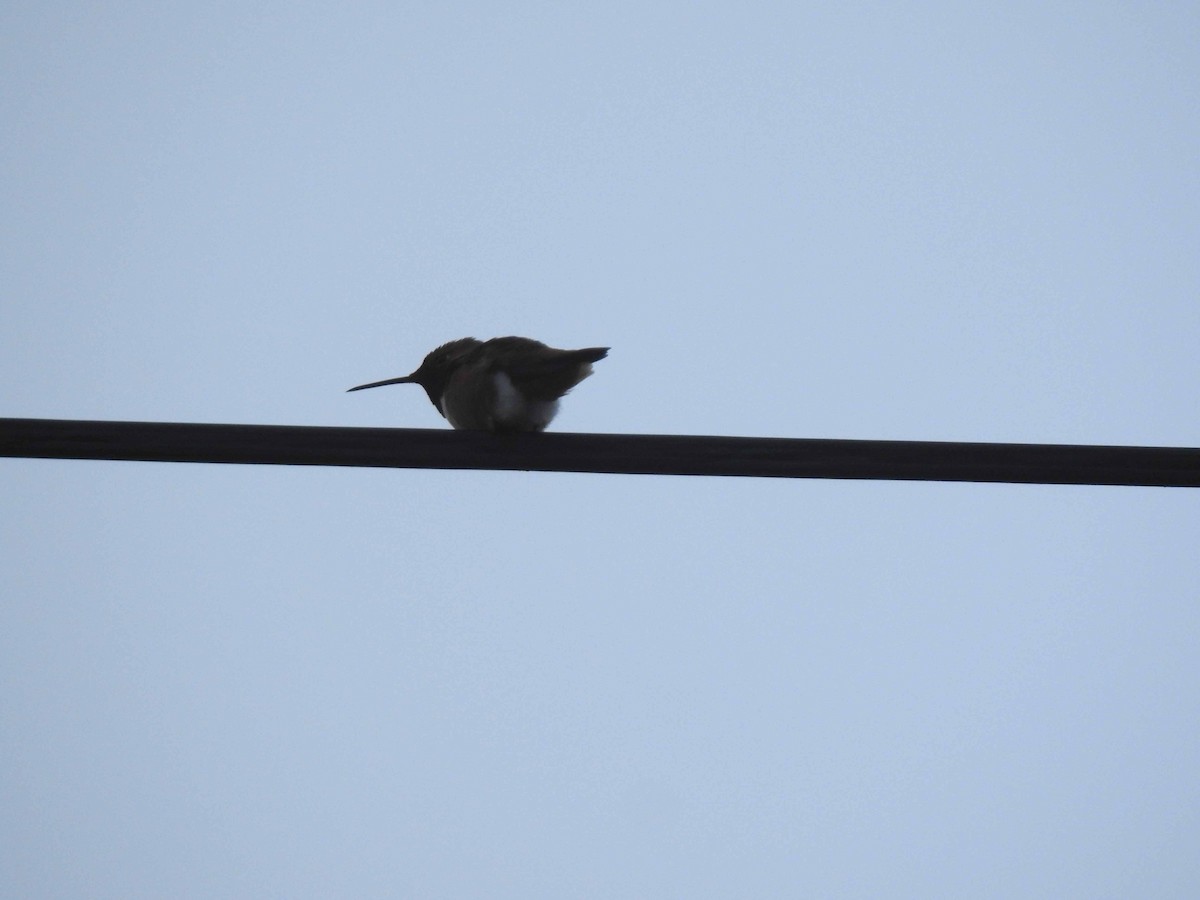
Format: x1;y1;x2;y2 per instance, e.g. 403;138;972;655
348;336;609;433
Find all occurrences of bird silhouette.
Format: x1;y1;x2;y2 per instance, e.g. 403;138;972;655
348;336;608;432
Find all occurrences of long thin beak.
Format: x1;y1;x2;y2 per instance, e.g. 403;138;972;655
346;374;416;392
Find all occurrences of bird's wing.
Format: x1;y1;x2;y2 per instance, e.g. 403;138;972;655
484;338;609;401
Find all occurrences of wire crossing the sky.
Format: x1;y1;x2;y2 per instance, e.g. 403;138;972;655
1;417;1198;487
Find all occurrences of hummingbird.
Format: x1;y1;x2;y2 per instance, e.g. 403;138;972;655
348;336;609;432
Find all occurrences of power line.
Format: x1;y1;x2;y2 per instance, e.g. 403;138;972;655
1;416;1197;487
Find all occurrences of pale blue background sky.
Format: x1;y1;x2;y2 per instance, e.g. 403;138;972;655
3;4;1199;897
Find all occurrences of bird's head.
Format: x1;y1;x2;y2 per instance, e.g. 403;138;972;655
347;338;483;414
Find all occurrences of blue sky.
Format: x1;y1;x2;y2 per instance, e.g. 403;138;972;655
3;4;1199;897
